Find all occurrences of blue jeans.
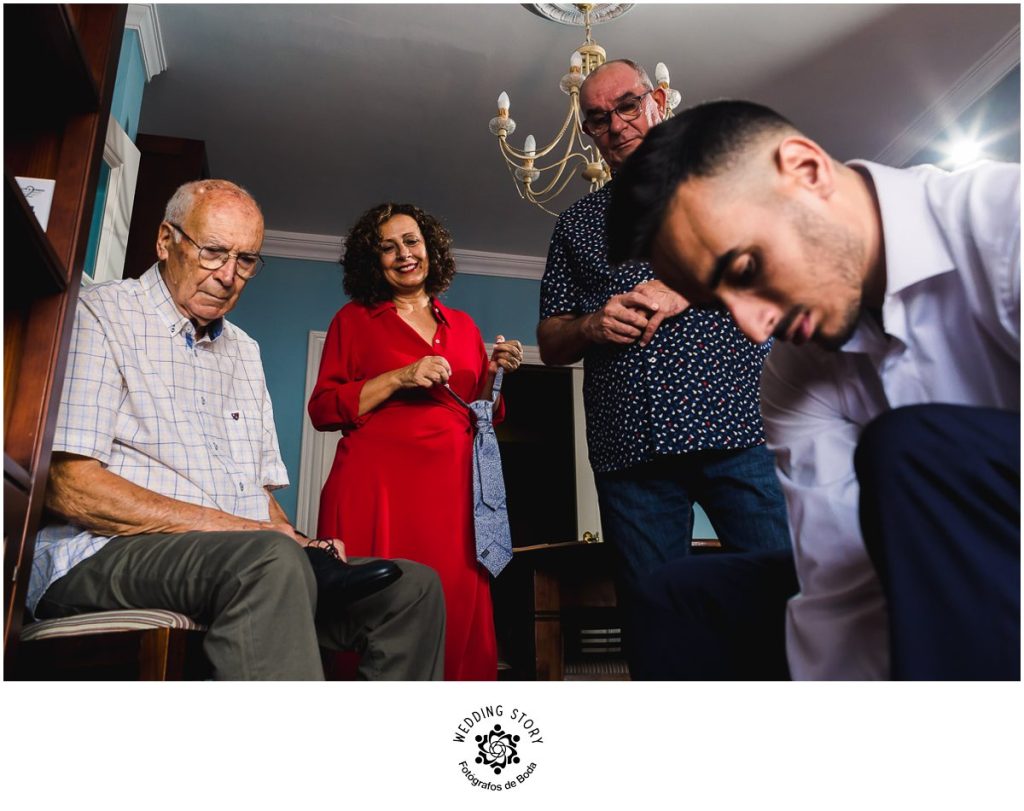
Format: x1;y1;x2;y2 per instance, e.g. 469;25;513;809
594;445;791;585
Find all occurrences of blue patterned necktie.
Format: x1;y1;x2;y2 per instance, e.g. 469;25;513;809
443;368;512;577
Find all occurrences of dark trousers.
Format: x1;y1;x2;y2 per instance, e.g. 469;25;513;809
855;404;1020;680
628;549;798;679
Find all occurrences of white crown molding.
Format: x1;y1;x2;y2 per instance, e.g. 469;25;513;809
261;230;547;281
262;229;344;262
452;248;546;280
875;25;1020;167
126;4;167;82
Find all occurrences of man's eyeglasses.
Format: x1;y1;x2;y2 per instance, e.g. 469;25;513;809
582;91;653;137
168;222;265;279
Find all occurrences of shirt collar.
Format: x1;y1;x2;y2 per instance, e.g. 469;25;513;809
367;296;450;326
839;161;957;353
143;264;225;342
846;160;957;297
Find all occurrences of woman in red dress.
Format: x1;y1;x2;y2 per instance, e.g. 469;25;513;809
309;203;523;680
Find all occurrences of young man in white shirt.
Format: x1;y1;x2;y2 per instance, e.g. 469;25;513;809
606;100;1020;680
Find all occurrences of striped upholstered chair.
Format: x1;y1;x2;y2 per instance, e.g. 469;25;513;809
18;609;210;680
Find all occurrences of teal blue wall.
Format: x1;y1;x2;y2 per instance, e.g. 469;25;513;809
84;29;146;278
83;163;111;278
111;29;147;140
228;257;542;522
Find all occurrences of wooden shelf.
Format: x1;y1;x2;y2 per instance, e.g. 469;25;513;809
4;3;125;669
4;172;68;299
3;5;100;126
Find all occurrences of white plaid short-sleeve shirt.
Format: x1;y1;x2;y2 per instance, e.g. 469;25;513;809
27;265;290;615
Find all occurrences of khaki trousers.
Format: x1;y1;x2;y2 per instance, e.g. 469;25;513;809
36;530;445;680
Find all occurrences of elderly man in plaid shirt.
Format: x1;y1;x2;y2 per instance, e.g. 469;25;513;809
28;179;445;680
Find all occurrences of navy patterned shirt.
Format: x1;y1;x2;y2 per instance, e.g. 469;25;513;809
540;182;771;474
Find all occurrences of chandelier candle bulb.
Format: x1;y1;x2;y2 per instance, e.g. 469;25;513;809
571;51;583;71
525;135;536;158
655;62;670;87
489;91;516;138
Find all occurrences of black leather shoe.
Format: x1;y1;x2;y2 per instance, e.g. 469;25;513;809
304;547;402;615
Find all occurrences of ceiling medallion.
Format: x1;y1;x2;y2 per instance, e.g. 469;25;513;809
525;3;635;27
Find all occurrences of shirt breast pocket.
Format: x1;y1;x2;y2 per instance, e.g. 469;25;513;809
221;408;260;477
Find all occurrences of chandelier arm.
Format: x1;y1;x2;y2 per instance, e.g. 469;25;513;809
524;120;592;196
498;102;580;162
503;159;532;202
525;164;571;198
529;102;582;160
498;138;535;164
525;152;589;197
529;161;588;206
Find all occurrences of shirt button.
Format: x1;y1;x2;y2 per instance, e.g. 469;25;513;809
239;483;245;491
212;442;219;450
435;339;440;344
201;397;207;405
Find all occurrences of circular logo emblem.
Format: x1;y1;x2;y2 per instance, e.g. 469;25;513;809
452;705;543;791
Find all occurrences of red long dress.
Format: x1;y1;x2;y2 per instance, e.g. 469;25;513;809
308;298;503;680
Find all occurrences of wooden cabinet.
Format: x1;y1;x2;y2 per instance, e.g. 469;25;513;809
492;541;627;681
3;4;126;671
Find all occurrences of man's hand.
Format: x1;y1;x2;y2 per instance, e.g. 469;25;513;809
581;290;662;345
268;518;304;544
537;282;687;365
631;280;690;346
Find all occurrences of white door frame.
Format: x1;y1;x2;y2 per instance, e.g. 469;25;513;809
93;115;141;283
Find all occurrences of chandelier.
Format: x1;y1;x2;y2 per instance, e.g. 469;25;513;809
488;3;681;215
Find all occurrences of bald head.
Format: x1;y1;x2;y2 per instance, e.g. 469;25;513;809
581;59;653;102
165;179;262;227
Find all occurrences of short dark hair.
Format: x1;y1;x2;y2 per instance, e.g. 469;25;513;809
606;100;795;264
341;202;457;305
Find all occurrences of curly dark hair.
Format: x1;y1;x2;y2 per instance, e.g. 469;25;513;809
341;202;457;305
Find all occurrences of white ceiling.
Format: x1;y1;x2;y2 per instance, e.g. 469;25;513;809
138;3;1020;257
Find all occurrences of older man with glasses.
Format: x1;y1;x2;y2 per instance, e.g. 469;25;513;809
27;179;446;680
537;60;794;679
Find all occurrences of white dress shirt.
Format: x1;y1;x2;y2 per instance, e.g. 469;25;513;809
28;266;289;615
761;160;1020;679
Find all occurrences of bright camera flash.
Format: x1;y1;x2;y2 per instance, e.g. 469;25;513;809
946;138;983;168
